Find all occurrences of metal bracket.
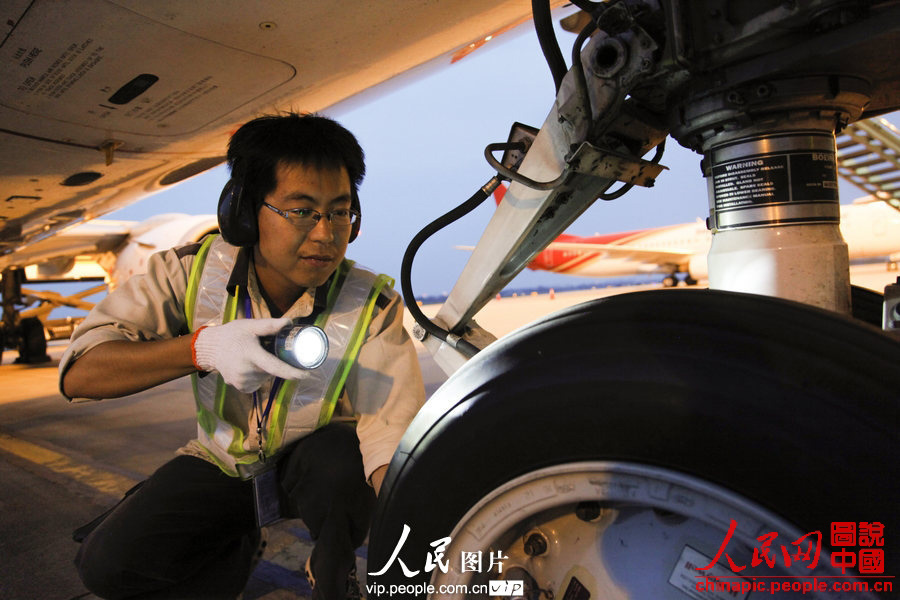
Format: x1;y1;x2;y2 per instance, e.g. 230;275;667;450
568;141;666;187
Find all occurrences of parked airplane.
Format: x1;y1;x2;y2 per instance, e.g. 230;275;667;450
0;212;218;360
5;213;219;288
527;195;900;285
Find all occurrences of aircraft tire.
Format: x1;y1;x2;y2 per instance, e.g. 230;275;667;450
15;316;49;364
368;289;900;597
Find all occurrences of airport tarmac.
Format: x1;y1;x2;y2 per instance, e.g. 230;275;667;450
1;264;896;600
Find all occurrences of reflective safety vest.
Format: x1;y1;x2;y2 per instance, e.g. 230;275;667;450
184;235;393;477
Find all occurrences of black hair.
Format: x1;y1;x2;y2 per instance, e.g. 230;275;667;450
226;113;365;209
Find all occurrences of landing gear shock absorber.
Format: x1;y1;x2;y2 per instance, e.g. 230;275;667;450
672;76;872;313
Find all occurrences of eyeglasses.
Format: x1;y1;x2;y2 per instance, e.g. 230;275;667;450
263;202;359;230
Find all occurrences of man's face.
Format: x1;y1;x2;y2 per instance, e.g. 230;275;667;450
253;161;353;308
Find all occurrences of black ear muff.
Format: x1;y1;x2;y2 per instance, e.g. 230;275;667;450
349;190;361;243
217;179;258;246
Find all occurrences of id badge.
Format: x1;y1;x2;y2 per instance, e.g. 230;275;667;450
252;467;283;528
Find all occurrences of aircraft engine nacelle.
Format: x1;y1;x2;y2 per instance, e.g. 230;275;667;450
31;256;77;279
108;214;218;288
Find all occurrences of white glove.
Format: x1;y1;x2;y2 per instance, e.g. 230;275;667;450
192;318;307;393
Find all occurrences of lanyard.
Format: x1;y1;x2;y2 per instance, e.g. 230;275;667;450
246;294;283;463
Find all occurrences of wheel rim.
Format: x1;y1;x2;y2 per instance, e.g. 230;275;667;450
429;462;871;599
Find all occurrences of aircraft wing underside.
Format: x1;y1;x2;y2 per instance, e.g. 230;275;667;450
0;0;563;266
0;220;132;278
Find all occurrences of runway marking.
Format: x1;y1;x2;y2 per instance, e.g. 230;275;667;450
0;432;139;497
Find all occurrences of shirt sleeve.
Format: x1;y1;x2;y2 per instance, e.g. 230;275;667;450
58;247;194;400
349;287;426;482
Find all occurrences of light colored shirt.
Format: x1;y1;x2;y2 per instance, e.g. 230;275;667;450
59;241;426;481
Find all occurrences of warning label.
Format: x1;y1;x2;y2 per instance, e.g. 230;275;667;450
14;38;104;100
2;0;295;135
122;76;218;124
712;151;838;211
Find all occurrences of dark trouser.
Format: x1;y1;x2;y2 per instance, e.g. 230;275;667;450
75;424;376;600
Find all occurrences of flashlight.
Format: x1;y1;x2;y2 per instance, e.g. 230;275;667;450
261;321;329;369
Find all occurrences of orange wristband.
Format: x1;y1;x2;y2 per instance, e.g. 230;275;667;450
190;326;208;370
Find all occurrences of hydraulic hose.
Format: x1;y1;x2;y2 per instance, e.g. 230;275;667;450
484;142;571;190
400;176;503;358
569;0;600;13
533;0;567;93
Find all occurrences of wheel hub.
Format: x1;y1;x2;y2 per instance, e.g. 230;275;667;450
429;462;873;599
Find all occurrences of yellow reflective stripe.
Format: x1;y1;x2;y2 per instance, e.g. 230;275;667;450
223;284;240;324
187;238;231;471
206;455;237;477
263;378;295;454
184;235;216;330
264;268;389;450
198;442;240;478
214;286;241;416
186;236;256;476
315;273;394;427
194;282;247;462
211;287;247;456
196;402;218;439
187;236;240;455
265;260;353;453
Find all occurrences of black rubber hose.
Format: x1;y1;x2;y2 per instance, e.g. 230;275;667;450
400;176;503;358
532;0;567;93
484;142;570;190
569;0;600;13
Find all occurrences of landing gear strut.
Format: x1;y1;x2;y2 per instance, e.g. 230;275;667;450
1;267;50;364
